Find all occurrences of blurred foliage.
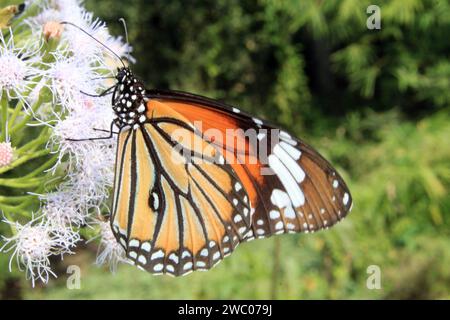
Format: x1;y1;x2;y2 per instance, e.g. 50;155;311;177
2;0;450;299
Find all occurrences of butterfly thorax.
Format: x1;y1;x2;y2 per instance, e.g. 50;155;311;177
112;67;148;130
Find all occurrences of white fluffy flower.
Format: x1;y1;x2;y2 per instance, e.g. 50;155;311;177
103;35;135;64
24;8;62;34
1;216;79;286
50;104;115;160
1;0;134;285
53;0;85;20
40;190;87;227
95;220;129;272
25;0;84;28
69;144;115;199
45;54;107;109
48;103;116;226
61;14;109;62
0;30;43;105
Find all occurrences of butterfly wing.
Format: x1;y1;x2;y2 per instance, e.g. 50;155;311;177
111;88;353;276
145;89;353;240
110;105;252;276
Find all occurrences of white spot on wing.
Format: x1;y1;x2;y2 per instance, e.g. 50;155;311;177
287;223;295;230
343;192;349;205
168;253;179;264
275;221;283;230
151;250;164;260
141;242;151;252
280;141;301;160
284;205;296;219
274;144;305;182
152;192;159;210
138;255;147;265
268;155;305;206
253;118;263;126
129;239;139;247
154;264;163;272
166;265;175;273
269;210;280;220
271;189;291;208
280;131;297;145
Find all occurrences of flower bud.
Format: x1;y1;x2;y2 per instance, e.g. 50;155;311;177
0;142;13;167
43;21;64;41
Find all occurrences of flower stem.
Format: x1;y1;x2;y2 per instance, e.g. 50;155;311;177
15;127;51;155
0;195;35;203
0;91;8;141
10;95;44;135
0;176;47;188
7;99;26;132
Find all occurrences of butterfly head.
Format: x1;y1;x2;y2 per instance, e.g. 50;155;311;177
112;67;148;130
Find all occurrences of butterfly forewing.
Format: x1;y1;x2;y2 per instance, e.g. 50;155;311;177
145;90;353;240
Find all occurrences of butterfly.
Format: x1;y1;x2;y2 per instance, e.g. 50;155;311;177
102;67;353;276
63;22;353;276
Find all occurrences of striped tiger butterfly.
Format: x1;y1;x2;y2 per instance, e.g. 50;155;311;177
65;22;353;276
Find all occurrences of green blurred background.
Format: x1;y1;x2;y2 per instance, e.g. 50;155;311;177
2;0;450;299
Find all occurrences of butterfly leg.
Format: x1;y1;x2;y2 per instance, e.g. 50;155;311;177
66;122;117;141
80;85;116;98
93;128;119;135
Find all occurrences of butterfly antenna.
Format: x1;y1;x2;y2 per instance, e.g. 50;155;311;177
60;21;126;68
119;18;131;62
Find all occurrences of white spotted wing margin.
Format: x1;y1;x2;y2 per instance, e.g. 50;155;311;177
110;121;253;277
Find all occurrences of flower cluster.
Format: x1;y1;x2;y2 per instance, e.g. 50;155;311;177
0;0;131;285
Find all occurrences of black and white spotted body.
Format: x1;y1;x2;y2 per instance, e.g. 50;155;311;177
112;67;148;130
